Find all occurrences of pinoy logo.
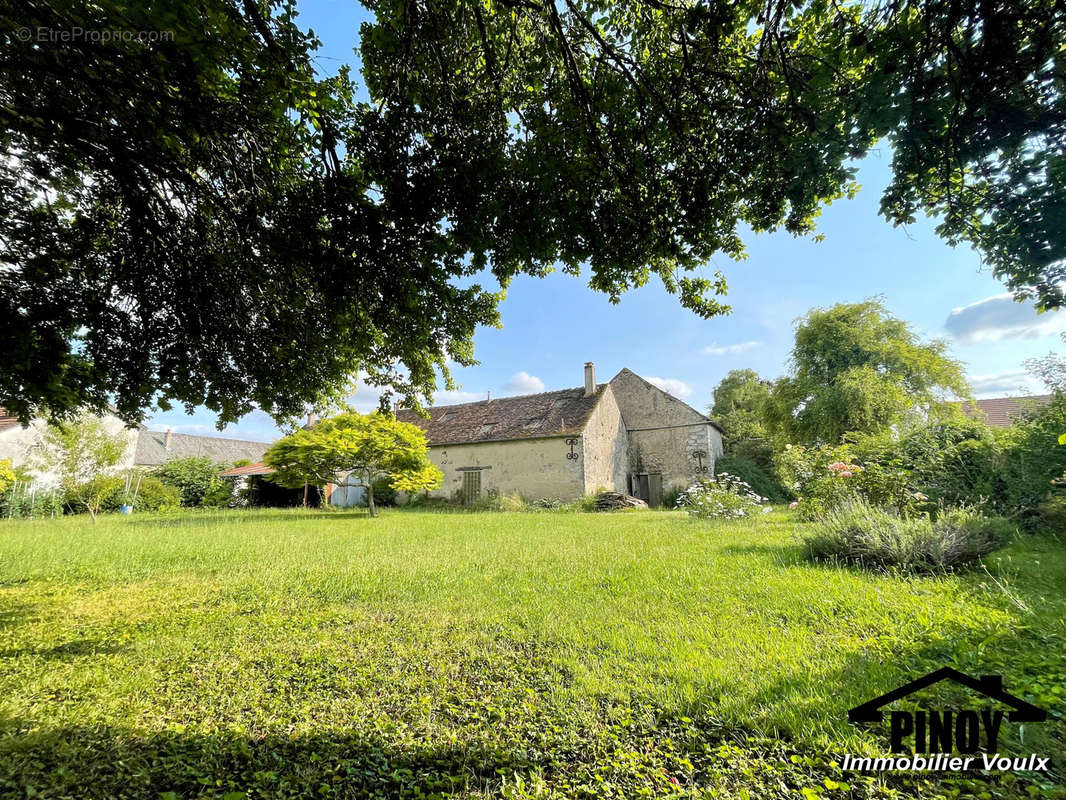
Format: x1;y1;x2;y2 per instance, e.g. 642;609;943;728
844;668;1051;772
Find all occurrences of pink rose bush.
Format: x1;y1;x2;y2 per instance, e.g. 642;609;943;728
777;443;918;520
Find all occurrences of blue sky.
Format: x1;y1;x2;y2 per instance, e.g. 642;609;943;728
146;0;1066;442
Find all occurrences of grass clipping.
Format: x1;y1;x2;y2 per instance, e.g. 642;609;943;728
802;501;1015;572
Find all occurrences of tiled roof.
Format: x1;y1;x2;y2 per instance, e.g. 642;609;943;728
134;430;269;466
0;410;21;433
397;385;607;446
960;395;1054;428
218;461;274;477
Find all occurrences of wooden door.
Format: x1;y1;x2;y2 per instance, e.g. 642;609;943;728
461;470;481;505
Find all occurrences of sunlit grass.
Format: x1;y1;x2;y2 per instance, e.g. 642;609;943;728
0;508;1062;798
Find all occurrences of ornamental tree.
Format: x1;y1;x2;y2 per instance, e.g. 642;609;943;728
767;300;971;445
264;411;442;516
34;413;129;520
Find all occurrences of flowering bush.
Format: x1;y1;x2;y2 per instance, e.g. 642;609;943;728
775;443;923;520
675;473;772;520
775;444;862;519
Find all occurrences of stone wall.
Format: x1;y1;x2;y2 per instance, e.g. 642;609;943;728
425;435;585;501
609;368;724;490
627;425;721;491
580;386;628;494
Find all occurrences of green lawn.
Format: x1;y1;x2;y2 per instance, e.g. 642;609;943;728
0;509;1062;799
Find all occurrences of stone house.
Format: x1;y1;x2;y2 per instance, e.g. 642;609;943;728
0;408;268;485
397;364;723;504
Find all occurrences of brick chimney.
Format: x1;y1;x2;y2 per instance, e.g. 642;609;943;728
164;428;173;451
584;362;595;397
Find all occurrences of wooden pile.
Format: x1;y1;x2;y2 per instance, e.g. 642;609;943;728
593;492;648;511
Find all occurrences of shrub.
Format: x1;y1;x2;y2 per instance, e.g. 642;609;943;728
573;492;602;512
661;485;684;510
715;455;789;503
1;484;63;518
497;492;528;511
203;481;236;508
529;497;567;511
62;474;125;517
802;501;1014;572
127;477;181;512
155;456;228;507
369;478;398;507
0;459;14;497
1037;493;1066;536
91;475;181;513
853;420;1004;512
997;397;1066;518
775;444;866;519
676;474;771;520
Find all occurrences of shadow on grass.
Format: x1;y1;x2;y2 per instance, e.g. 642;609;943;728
675;554;1066;775
0;721;534;799
125;509;375;527
718;541;807;565
0;637;128;661
0;603;35;630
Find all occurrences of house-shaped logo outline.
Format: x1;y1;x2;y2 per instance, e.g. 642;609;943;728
848;667;1047;724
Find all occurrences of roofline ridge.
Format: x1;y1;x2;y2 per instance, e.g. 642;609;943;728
400;383;606;412
143;429;273;446
608;367;717;427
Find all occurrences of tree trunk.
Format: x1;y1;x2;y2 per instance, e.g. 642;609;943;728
367;481;376;517
302;481;308;508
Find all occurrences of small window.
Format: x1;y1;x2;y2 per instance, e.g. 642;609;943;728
477;422;497;436
439;411;457;423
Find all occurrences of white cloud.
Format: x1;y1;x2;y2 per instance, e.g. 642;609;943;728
945;293;1066;343
968;370;1045;398
645;376;693;399
345;380;390;413
703;340;762;356
433;389;484;405
504;371;545;395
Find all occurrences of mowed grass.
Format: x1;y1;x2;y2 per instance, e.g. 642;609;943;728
0;509;1062;799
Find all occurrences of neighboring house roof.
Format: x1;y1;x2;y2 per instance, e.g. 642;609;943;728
218;461;274;477
960;395;1053;428
397;385;608;446
134;430;269;466
0;410;20;433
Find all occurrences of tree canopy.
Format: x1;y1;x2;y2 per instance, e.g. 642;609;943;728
2;0;1063;426
264;411;442;515
710;369;772;449
1025;333;1066;395
766;300;970;444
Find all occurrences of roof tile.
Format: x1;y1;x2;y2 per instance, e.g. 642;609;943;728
960;395;1053;427
397;385;605;446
